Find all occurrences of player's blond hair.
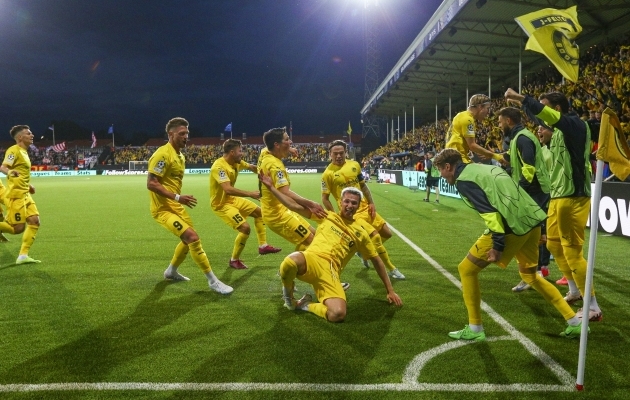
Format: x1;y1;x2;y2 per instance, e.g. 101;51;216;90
341;187;363;201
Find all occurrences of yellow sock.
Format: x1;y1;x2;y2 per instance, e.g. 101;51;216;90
459;257;483;326
295;242;309;252
564;244;592;296
231;232;249;260
169;242;189;267
307;302;329;320
279;256;298;290
188;240;212;274
19;224;39;255
254;217;267;246
372;234;395;271
0;221;15;234
547;240;573;281
521;270;575;320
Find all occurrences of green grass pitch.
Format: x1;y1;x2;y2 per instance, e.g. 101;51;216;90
0;173;628;399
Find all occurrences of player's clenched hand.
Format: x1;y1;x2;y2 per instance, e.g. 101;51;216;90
179;194;197;208
250;190;261;200
387;292;402;306
368;203;376;219
486;249;502;262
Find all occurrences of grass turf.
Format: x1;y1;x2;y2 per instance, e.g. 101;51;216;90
0;173;628;399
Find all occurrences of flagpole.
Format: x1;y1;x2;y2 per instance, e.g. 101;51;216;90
575;159;604;391
52;125;55;146
231;122;233;139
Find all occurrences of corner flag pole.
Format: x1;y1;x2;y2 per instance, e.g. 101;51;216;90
575;159;604;390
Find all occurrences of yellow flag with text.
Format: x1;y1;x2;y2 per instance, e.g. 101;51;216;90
347;121;352;137
515;6;582;82
597;108;630;181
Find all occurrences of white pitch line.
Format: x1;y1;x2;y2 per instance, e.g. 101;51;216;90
387;223;575;387
0;222;576;394
0;382;573;392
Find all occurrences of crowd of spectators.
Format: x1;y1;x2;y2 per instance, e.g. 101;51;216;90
3;40;629;171
362;39;630;169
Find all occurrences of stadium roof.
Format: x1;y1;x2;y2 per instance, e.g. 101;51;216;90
361;0;630;125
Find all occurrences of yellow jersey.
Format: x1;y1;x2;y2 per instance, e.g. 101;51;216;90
445;110;476;163
209;157;250;210
307;211;377;274
321;160;369;214
2;144;31;198
258;150;291;222
147;142;185;216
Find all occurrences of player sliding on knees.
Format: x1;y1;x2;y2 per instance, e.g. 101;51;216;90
321;140;405;279
259;171;402;322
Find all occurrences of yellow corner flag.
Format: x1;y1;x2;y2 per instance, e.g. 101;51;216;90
515;6;582;82
597;108;630;181
347;121;352;136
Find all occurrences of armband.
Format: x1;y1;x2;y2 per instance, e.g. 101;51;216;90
174;194;181;202
492;153;503;161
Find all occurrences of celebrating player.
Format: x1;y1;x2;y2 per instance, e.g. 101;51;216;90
147;117;233;294
209;139;281;270
321;140;405;279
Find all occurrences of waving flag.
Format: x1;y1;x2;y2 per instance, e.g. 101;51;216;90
597;108;630;180
225;123;232;132
515;6;582;82
108;125;114;134
347;121;352;137
91;132;98;149
48;142;66;153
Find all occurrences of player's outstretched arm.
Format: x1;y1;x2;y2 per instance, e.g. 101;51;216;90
370;256;403;306
258;172;312;219
321;192;335;212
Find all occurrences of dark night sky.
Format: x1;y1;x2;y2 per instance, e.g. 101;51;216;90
0;0;442;142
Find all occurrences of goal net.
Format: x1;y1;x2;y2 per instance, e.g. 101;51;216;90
129;161;149;171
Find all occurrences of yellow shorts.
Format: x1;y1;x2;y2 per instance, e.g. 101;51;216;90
354;209;386;232
153;210;193;238
6;194;39;225
547;197;590;247
265;210;312;246
468;227;541;269
212;197;258;229
298;251;346;303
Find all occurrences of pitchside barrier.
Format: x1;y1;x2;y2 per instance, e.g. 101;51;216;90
381;169;629;240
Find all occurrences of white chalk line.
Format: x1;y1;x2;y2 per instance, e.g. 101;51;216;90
0;224;574;393
388;223;574;389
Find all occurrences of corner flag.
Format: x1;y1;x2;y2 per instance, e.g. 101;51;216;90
597;108;630;180
515;6;582;82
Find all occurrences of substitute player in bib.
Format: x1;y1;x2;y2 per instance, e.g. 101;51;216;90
321;140;405;279
257;127;326;251
147;117;232;294
445;94;505;164
210;139;281;270
0;125;41;264
434;149;585;340
260;172;402;322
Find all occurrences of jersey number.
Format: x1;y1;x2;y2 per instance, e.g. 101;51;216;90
173;221;183;231
294;225;309;237
232;214;244;223
14;212;21;222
